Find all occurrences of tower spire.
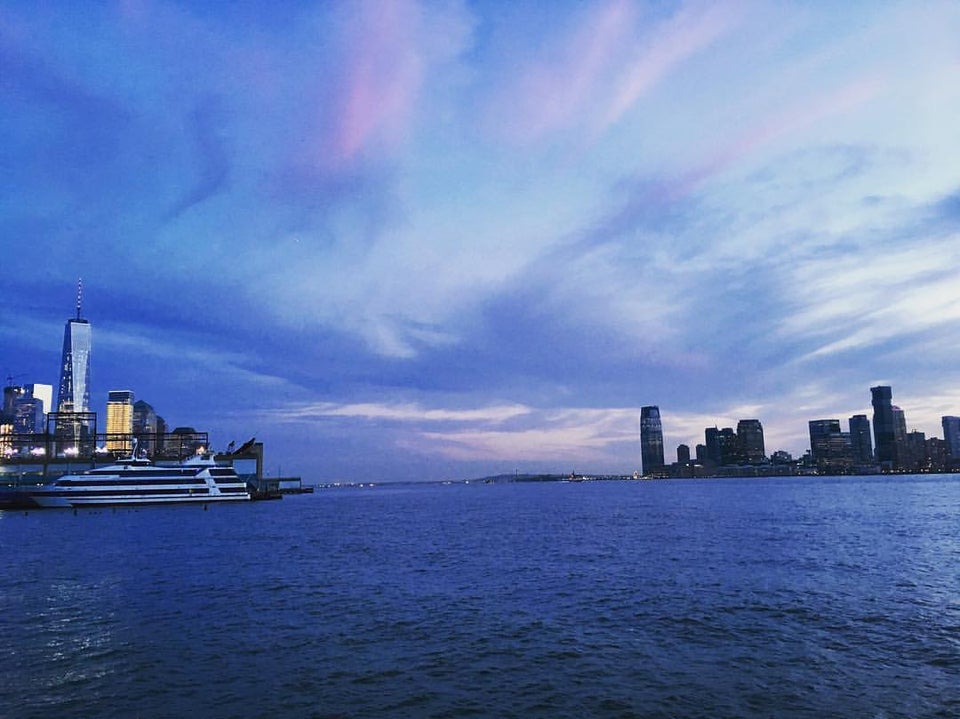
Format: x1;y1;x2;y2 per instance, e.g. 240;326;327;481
76;278;83;320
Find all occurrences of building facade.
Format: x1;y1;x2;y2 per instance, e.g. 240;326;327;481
809;419;853;474
56;318;92;412
737;419;765;463
871;385;897;469
106;390;135;452
942;416;960;463
640;406;665;476
133;399;159;455
848;414;873;465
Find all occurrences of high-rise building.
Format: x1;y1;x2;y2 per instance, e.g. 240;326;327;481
737;419;765;463
902;430;926;473
871;385;897;469
3;385;25;420
56;282;92;413
677;444;691;465
848;414;873;465
942;416;960;461
106;390;135;453
133;399;159;455
718;427;740;465
695;444;707;465
640;406;665;476
926;437;948;473
13;386;45;434
704;427;721;466
809;419;853;473
7;383;55;435
25;384;53;418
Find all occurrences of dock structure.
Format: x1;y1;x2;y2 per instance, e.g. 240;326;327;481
277;476;312;494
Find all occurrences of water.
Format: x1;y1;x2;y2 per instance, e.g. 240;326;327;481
2;476;959;718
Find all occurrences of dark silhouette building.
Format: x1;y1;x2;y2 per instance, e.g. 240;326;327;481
704;427;721;467
809;419;853;474
871;385;897;469
902;430;926;473
737;419;765;463
926;437;948;473
640;406;665;476
943;416;960;466
718;427;740;465
848;414;873;465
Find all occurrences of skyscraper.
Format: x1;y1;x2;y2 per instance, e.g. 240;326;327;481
717;427;739;465
942;416;960;461
849;414;873;465
640;406;665;476
56;281;91;413
12;384;51;434
106;390;134;452
133;399;159;456
808;419;853;473
902;429;926;473
704;427;721;466
26;383;53;418
737;419;765;463
871;385;896;469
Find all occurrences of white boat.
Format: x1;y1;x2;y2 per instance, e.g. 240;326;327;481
22;452;251;508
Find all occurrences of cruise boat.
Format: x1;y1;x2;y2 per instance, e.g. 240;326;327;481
16;451;251;508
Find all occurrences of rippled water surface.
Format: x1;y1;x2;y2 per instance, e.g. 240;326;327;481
3;476;960;718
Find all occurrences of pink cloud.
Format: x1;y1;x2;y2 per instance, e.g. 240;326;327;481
601;1;742;130
485;0;636;143
486;1;742;145
295;0;471;171
329;0;424;163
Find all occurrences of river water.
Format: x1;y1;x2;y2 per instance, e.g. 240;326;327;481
2;475;959;718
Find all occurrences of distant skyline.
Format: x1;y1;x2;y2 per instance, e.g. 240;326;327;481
2;1;959;481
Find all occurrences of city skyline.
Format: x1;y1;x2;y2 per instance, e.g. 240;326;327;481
6;297;958;477
2;2;959;481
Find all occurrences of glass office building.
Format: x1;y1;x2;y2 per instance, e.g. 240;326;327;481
56;318;91;412
640;406;665;476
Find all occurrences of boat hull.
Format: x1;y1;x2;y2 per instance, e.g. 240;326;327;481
6;456;252;509
28;492;249;508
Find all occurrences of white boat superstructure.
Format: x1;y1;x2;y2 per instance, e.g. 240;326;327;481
25;453;251;508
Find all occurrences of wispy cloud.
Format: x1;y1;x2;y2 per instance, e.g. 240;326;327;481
304;0;473;169
482;0;634;143
418;408;639;463
600;0;742;131
783;232;960;361
265;401;531;425
483;0;742;145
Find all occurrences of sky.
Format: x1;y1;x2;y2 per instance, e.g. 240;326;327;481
2;0;959;482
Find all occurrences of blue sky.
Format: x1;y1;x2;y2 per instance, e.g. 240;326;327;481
2;0;959;481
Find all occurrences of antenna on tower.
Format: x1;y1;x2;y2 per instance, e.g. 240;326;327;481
76;278;83;320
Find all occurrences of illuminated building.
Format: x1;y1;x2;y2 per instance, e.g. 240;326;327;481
57;281;92;413
106;390;134;453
